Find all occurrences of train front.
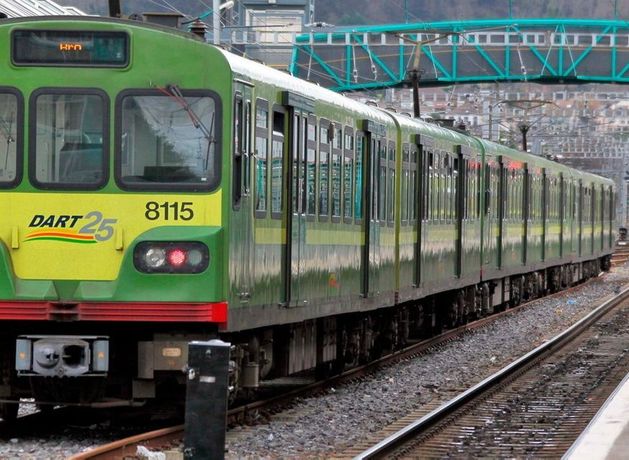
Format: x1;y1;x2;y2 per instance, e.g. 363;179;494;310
0;18;230;417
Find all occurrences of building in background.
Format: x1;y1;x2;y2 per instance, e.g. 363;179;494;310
227;0;313;67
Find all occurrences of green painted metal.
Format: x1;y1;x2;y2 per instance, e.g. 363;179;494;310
291;18;629;91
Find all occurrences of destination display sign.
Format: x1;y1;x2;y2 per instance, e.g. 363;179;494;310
12;30;128;67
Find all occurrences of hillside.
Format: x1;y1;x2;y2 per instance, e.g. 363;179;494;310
63;0;628;24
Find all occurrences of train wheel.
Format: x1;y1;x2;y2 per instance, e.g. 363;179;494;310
0;400;18;422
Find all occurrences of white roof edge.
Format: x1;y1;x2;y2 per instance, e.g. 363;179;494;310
218;48;390;122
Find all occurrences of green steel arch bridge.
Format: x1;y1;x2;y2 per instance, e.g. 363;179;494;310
289;19;629;91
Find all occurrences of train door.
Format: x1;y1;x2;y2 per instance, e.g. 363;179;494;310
559;173;565;257
523;166;529;265
412;138;422;287
483;158;500;270
498;157;506;268
361;120;386;297
282;92;314;306
577;180;583;257
231;81;253;302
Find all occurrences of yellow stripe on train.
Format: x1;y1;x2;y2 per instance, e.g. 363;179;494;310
1;192;221;280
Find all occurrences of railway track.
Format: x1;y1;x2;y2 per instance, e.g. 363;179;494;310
611;242;629;267
349;284;629;459
66;277;611;460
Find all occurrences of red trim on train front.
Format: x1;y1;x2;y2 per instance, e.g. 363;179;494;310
0;301;228;324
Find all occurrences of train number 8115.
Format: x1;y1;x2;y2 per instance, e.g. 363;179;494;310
145;201;195;221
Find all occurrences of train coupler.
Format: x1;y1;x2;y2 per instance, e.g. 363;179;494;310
15;335;109;377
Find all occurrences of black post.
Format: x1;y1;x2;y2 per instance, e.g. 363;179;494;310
411;70;421;118
519;123;530;152
184;340;231;460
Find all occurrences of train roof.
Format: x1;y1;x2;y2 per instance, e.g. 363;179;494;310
218;48;391;124
479;138;613;186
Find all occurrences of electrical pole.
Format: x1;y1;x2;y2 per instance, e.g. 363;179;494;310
411;70;421;118
519;122;530;152
213;0;221;45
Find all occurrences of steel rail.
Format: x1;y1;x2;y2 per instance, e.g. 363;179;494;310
352;283;629;459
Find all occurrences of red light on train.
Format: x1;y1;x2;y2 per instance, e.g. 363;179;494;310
167;248;187;267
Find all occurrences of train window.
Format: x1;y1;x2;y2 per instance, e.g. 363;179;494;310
306;115;317;217
320;126;329;145
409;145;418;222
32;89;107;189
244;100;252;195
331;123;342;220
343;128;354;221
0;90;22;187
378;143;387;222
354;133;364;222
387;143;395;224
334;127;342;149
345;132;354;151
401;145;409;224
466;159;472;221
318;120;330;219
331;153;341;219
254;100;269;215
423;150;432;222
116;88;219;192
271;109;285;217
435;153;442;221
308;122;316;141
232;94;244;208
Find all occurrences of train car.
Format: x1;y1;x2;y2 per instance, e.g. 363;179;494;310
0;16;615;420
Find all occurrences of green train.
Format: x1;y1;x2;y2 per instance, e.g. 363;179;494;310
0;16;615;420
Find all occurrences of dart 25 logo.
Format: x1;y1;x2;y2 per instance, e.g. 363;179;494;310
25;211;118;244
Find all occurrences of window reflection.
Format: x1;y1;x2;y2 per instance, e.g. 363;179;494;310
119;93;217;188
34;93;104;186
0;93;18;184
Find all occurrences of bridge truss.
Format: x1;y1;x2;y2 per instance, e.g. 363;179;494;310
289;19;629;91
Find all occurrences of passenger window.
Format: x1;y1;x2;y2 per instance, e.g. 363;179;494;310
34;90;107;189
306;115;317;216
409;145;418;222
378;143;387;222
319;120;330;218
255;100;268;215
0;90;21;187
401;145;409;224
387;143;395;223
331;153;341;219
331;123;342;219
343;128;354;221
354;132;364;222
271;109;284;216
233;94;244;208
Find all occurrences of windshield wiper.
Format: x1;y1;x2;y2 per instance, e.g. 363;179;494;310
159;84;216;172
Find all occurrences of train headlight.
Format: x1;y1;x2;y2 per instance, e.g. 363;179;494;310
134;242;209;273
144;248;167;268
